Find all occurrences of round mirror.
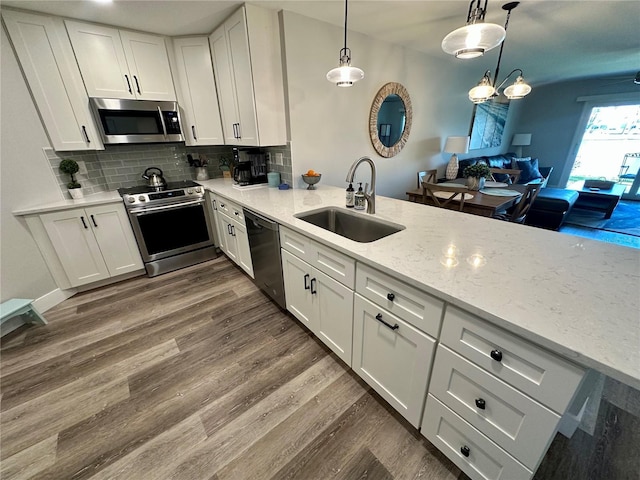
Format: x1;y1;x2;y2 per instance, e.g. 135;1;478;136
369;82;412;158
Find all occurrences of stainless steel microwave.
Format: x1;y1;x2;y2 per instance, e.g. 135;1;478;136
89;98;184;144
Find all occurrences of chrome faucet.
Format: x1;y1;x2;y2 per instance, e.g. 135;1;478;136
346;156;376;214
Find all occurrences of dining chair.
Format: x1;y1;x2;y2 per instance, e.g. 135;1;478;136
417;169;438;188
493;183;542;223
489;168;521;185
422;182;469;211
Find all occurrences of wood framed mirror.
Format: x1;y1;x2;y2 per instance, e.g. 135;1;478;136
369;82;412;158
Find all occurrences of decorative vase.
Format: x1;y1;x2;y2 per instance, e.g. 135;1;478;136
445;154;459;180
195;167;209;181
68;188;83;199
466;176;485;191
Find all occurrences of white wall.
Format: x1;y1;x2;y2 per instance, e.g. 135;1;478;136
1;26;61;303
280;11;521;198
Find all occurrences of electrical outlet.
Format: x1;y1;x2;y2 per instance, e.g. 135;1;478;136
76;160;88;176
265;152;272;163
275;153;284;165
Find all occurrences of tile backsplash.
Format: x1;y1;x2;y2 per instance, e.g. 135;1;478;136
48;143;292;199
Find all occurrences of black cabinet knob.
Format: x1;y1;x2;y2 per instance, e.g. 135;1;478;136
387;293;395;301
490;349;503;362
460;445;470;457
475;398;486;410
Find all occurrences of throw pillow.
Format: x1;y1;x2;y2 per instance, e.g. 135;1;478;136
514;157;543;183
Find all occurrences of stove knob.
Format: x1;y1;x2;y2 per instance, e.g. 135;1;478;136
127;197;136;203
138;196;146;202
195;186;202;193
187;188;194;194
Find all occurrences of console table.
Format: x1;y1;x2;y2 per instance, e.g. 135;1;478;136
569;182;626;219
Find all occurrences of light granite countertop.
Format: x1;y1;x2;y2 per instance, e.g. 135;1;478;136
13;191;123;216
200;178;640;390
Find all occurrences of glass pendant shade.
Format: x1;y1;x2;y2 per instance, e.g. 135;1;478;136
503;75;531;99
468;75;495;103
442;23;505;59
326;59;364;87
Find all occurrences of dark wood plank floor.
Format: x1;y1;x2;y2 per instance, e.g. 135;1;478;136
2;257;638;479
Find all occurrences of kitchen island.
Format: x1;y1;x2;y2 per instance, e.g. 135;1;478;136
199;178;640;391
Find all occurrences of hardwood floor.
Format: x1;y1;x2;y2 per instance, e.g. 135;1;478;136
0;257;460;480
2;257;638;480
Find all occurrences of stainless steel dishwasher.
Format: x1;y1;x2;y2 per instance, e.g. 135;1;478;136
244;209;286;309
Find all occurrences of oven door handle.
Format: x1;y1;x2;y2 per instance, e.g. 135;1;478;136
128;199;204;215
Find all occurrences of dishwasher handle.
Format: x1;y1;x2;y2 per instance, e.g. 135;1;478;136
245;209;278;231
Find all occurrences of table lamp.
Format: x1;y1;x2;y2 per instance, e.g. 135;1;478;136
444;136;470;180
512;133;531;157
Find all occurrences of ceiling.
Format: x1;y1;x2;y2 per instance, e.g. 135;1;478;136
2;0;639;86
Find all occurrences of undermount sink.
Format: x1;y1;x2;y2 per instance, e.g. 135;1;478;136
295;207;405;243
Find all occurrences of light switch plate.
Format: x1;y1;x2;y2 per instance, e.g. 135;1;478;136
275;153;283;165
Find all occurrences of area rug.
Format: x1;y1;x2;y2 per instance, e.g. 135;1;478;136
565;200;640;237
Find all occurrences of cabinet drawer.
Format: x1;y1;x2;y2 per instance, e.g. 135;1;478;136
422;395;533;480
356;263;443;337
280;226;355;288
215;196;245;223
430;345;560;470
353;294;436;427
440;306;585;414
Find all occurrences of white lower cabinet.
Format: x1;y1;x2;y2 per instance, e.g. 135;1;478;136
211;194;253;278
353;294;436;427
40;204;143;287
422;305;586;480
281;249;353;366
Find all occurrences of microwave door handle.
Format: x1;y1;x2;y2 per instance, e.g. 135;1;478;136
157;107;168;138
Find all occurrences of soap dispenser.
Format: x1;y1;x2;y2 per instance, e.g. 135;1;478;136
346;183;355;208
354;182;365;210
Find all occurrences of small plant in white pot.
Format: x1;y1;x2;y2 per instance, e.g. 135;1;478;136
59;159;83;199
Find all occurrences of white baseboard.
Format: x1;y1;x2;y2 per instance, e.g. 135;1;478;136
33;287;76;313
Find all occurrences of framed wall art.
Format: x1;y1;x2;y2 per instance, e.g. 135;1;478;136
469;99;510;150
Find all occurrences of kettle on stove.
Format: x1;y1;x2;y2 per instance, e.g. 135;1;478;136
142;167;167;188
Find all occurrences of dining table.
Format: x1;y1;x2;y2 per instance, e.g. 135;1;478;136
406;180;526;217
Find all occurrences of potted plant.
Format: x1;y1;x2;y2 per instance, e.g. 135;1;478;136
463;162;491;191
59;159;83;199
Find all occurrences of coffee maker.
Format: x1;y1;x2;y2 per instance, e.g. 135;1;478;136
232;147;268;186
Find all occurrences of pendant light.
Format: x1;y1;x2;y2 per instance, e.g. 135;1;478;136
468;2;531;103
442;0;506;59
326;0;364;87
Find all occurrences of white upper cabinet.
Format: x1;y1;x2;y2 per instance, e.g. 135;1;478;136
2;10;103;151
209;4;286;146
65;20;176;101
171;37;224;146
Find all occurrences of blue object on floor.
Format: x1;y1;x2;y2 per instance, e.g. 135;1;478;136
1;298;47;328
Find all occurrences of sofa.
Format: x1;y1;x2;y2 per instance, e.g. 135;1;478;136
457;152;553;187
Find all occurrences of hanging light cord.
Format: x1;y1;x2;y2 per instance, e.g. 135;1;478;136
343;0;348;51
491;4;514;87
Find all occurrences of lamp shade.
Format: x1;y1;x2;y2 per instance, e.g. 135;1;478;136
444;136;470;154
326;64;365;87
512;133;532;146
441;23;506;59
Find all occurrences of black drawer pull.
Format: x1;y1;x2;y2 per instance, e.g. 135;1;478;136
375;313;399;331
90;215;98;227
490;349;503;362
310;278;317;294
475;398;486;410
80;216;88;229
461;445;470;457
133;75;141;94
387;293;395;301
192;125;197;140
304;273;310;290
124;74;132;94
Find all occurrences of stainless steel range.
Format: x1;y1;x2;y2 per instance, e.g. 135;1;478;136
118;180;216;277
